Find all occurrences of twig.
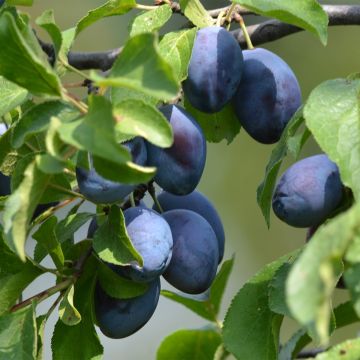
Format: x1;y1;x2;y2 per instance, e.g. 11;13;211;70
36;5;360;70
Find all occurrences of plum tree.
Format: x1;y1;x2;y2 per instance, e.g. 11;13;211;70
272;154;343;227
162;209;219;294
147;105;206;195
154;190;225;263
183;26;244;113
233;48;302;144
76;137;147;204
88;207;173;282
94;277;160;339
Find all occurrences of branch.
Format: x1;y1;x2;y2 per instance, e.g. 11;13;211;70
39;5;360;70
232;5;360;48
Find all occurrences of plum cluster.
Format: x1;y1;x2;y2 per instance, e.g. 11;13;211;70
184;26;302;144
88;191;224;339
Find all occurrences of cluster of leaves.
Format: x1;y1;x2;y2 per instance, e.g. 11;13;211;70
0;0;358;359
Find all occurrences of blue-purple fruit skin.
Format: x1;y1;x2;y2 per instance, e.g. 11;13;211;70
76;137;147;204
88;207;173;283
162;209;219;294
94;277;160;339
154;190;225;263
233;48;302;144
147;105;206;195
272;154;343;228
183;26;244;113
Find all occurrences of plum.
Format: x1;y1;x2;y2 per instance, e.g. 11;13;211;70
233;48;302;144
183;26;244;113
154;190;225;263
88;207;173;282
95;277;160;339
147;105;206;195
76;137;147;204
272;154;343;228
162;209;219;294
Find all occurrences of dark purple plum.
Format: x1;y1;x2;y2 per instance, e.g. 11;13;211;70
162;209;219;294
88;207;173;283
147;105;206;195
183;26;244;113
233;48;302;144
272;154;343;228
0;172;10;197
94;277;160;339
76;137;147;204
154;190;225;263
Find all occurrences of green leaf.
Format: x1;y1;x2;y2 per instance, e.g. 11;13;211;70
287;204;360;344
36;316;46;360
184;98;240;144
114;99;173;147
0;77;28;118
59;285;81;326
156;328;221;360
32;216;64;269
162;257;234;321
269;262;292;317
279;328;307;360
111;87;158;107
36;10;62;56
159;28;196;82
76;0;136;36
0;11;62;96
36;154;66;174
92;33;179;101
179;0;214;28
97;261;148;299
223;251;298;360
345;236;360;264
52;256;103;360
0;231;42;315
314;339;360;359
129;5;172;37
344;264;360;317
6;0;33;6
3;159;51;260
304;78;360;199
233;0;328;45
257;108;304;226
0;304;37;360
93;205;143;267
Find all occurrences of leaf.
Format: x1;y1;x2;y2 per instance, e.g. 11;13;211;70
36;316;46;360
91;33;179;101
344;264;360;317
129;5;172;37
114;99;173;147
36;10;62;56
304;78;360;199
156;328;221;360
59;285;81;326
184;98;240;144
0;231;42;315
36;154;66;174
6;0;33;5
97;261;148;299
257;108;304;226
3;159;51;260
314;339;360;359
286;204;360;344
0;11;62;96
0;304;37;360
111;87;158;107
162;257;234;321
279;328;307;360
0;77;28;118
32;216;64;269
52;256;103;360
76;0;136;36
93;205;143;267
269;262;292;317
233;0;328;45
223;251;298;360
179;0;214;28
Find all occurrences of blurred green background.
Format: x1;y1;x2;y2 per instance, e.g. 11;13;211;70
21;0;360;359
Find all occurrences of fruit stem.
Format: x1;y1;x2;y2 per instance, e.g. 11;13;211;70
48;183;86;200
135;4;158;10
234;13;254;49
148;182;164;213
64;93;88;114
129;192;136;207
216;10;226;27
224;2;237;28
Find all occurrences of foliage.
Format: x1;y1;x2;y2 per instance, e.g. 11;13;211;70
0;0;358;359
